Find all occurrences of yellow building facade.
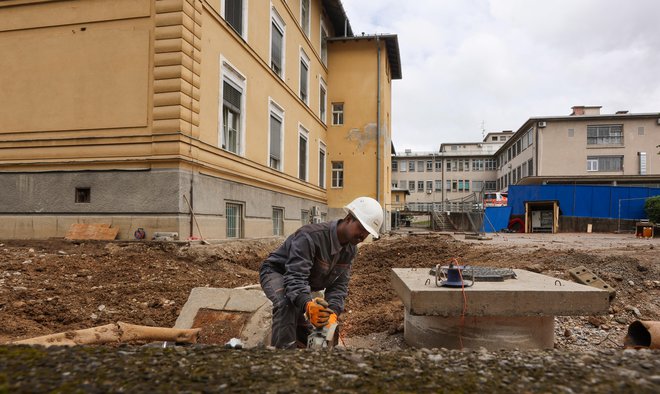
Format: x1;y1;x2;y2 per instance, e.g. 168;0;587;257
0;0;401;240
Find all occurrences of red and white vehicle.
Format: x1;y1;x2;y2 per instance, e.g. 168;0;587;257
484;192;508;207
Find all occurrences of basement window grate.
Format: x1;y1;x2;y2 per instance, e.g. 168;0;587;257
75;188;91;203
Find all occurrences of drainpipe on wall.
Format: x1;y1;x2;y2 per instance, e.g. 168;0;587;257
376;36;381;203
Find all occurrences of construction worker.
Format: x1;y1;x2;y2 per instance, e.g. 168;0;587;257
259;196;384;349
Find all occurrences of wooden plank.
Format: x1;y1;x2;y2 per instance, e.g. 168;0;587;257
65;223;119;240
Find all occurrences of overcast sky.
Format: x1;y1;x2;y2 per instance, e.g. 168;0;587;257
341;0;660;152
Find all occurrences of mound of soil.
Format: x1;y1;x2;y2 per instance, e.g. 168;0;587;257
1;234;658;349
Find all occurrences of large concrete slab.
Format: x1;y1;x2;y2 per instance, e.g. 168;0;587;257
175;287;272;348
392;268;610;317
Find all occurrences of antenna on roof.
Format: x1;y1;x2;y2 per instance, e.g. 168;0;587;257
481;120;485;139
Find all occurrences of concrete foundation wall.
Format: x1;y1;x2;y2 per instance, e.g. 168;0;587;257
0;169;328;240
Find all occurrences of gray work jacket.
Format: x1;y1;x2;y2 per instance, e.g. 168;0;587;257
260;220;356;314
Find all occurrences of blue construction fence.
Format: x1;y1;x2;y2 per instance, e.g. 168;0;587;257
507;185;660;220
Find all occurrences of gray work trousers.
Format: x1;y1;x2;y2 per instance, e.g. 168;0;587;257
260;270;312;349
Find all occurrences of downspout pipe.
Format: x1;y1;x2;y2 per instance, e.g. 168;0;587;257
376;36;381;204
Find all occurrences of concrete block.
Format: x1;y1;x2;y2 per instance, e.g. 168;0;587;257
174;287;271;348
392;268;610;317
404;311;554;350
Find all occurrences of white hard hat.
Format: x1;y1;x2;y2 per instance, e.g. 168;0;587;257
343;196;383;238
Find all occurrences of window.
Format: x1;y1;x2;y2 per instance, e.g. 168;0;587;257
319;78;327;123
226;202;243;238
320;20;328;65
638;127;645;136
452;180;458;192
224;0;244;36
426;161;433;171
587;158;598;172
300;0;310;37
75;187;90;203
435;180;442;191
272;207;284;236
220;60;246;155
270;9;285;78
500;136;506;141
392;160;398;172
446;180;451;191
473;180;483;192
435;161;442;171
406;181;414;191
472;159;484;171
298;126;309;181
301;209;310;226
269;101;284;170
458;160;464;172
417;181;424;192
465;180;470;192
331;103;343;125
426;181;433;191
417;161;424;172
485;181;496;191
392;181;398;188
319;143;326;188
522;162;528;178
331;161;343;188
408;161;415;172
527;159;533;176
221;80;242;154
458;180;464;191
587;125;623;145
484;159;495;171
446;160;451;172
299;50;310;104
587;156;623;172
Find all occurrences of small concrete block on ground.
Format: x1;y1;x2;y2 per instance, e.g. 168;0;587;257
175;287;272;348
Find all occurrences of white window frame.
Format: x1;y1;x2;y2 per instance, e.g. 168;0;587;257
331;161;343;188
587;158;598;172
272;206;284;236
318;141;326;189
319;77;327;124
331;102;343;125
270;7;286;79
320;18;328;66
299;48;310;105
219;57;247;156
298;124;309;181
226;202;243;238
268;98;285;170
221;0;248;40
300;0;310;37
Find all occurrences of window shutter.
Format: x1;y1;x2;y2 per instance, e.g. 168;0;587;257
225;0;242;34
271;24;283;72
270;115;281;160
223;81;241;113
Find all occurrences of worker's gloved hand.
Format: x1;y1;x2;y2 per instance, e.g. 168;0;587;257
326;312;338;326
305;297;334;328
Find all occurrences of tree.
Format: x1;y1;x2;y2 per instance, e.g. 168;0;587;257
645;196;660;224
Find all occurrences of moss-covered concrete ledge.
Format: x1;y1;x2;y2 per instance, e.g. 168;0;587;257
0;345;657;393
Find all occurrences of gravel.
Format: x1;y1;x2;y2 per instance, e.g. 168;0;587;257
1;345;658;393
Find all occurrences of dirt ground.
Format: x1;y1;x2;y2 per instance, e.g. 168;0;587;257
0;231;658;349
